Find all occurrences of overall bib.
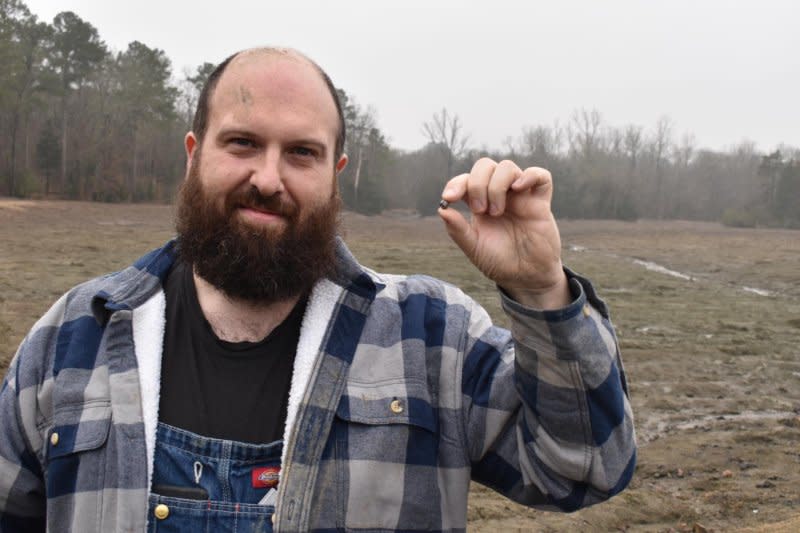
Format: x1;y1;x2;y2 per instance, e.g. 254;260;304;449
147;422;281;532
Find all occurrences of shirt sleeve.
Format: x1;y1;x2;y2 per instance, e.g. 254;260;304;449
460;269;636;511
0;341;48;532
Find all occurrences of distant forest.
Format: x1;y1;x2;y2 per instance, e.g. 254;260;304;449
1;1;798;227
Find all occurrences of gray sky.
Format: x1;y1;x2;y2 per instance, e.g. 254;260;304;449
24;0;800;153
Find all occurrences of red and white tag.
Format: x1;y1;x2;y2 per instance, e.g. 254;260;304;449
251;466;280;489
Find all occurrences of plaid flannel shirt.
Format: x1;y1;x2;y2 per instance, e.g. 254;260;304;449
0;239;635;532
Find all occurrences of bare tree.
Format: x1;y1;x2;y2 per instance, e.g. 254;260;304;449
178;62;214;128
567;108;604;158
650;115;673;218
349;105;376;204
422;107;469;177
623;124;643;172
501;135;517;159
519;122;563;162
622;124;644;206
673;131;696;168
608;126;624;158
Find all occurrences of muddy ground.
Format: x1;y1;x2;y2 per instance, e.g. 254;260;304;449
1;199;798;532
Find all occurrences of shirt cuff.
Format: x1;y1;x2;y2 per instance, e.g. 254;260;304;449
499;268;613;362
499;267;609;322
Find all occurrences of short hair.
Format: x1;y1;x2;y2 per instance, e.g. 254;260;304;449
191;47;347;162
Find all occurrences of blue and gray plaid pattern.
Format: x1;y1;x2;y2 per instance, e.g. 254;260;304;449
0;240;635;532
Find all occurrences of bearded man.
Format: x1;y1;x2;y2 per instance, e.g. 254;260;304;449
0;47;636;532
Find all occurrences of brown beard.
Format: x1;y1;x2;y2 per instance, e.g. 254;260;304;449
175;154;340;304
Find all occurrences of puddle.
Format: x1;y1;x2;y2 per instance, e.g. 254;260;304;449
674;410;796;429
634;325;682;337
632;259;694;281
97;220;137;226
561;246;782;300
638;409;798;443
604;287;633;293
742;286;772;297
630;259;777;298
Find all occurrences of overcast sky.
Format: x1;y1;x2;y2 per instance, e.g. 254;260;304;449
24;0;800;153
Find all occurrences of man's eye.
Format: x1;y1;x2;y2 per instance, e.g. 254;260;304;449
290;146;316;157
230;138;255;148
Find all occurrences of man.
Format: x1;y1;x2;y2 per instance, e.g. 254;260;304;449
0;47;635;532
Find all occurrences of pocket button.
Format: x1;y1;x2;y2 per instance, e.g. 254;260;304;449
390;399;404;414
154;504;170;520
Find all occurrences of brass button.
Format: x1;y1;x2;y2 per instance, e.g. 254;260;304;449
50;432;59;446
390;399;404;414
154;504;169;520
582;305;591;317
271;514;276;525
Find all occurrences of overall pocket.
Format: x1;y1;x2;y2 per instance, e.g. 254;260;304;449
147;494;275;533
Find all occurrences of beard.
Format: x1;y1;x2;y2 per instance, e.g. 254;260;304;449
175;155;340;304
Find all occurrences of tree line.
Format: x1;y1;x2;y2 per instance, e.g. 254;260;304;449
2;0;798;227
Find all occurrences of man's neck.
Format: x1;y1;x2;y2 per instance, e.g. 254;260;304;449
192;271;302;343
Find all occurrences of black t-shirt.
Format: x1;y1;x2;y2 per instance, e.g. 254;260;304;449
159;260;305;444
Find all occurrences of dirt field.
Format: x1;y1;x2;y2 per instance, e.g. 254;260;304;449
1;199;798;532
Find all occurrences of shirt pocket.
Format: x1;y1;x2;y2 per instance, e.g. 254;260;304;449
45;401;112;497
332;379;442;530
336;378;437;432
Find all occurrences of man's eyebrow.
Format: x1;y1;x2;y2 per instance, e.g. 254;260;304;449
215;127;259;140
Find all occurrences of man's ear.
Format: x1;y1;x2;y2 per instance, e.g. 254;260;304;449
335;154;348;174
184;132;198;178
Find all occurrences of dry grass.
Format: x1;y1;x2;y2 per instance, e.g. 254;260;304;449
1;199;799;531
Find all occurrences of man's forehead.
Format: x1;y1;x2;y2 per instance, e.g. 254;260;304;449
232;47;306;66
216;50;327;104
209;50;338;128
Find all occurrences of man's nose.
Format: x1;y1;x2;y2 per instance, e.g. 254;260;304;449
249;150;285;196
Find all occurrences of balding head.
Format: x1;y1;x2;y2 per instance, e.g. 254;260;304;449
190;47;346;162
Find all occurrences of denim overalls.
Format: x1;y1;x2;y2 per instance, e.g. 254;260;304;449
147;422;281;532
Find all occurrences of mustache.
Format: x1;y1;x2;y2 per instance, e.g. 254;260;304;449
227;186;298;218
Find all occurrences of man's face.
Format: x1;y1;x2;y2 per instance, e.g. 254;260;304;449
176;52;347;302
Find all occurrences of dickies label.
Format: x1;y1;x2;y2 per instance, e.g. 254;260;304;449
252;466;280;488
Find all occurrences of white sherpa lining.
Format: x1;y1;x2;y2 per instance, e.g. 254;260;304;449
131;279;344;490
280;278;343;467
132;290;166;491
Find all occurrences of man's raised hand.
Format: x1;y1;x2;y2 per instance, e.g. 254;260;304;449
438;158;571;310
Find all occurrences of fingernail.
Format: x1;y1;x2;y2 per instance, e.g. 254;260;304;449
472;199;485;211
489;203;499;215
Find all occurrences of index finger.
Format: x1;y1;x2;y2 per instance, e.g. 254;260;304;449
441;173;470;203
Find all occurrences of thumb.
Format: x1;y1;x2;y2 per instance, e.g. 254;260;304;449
438;206;478;260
